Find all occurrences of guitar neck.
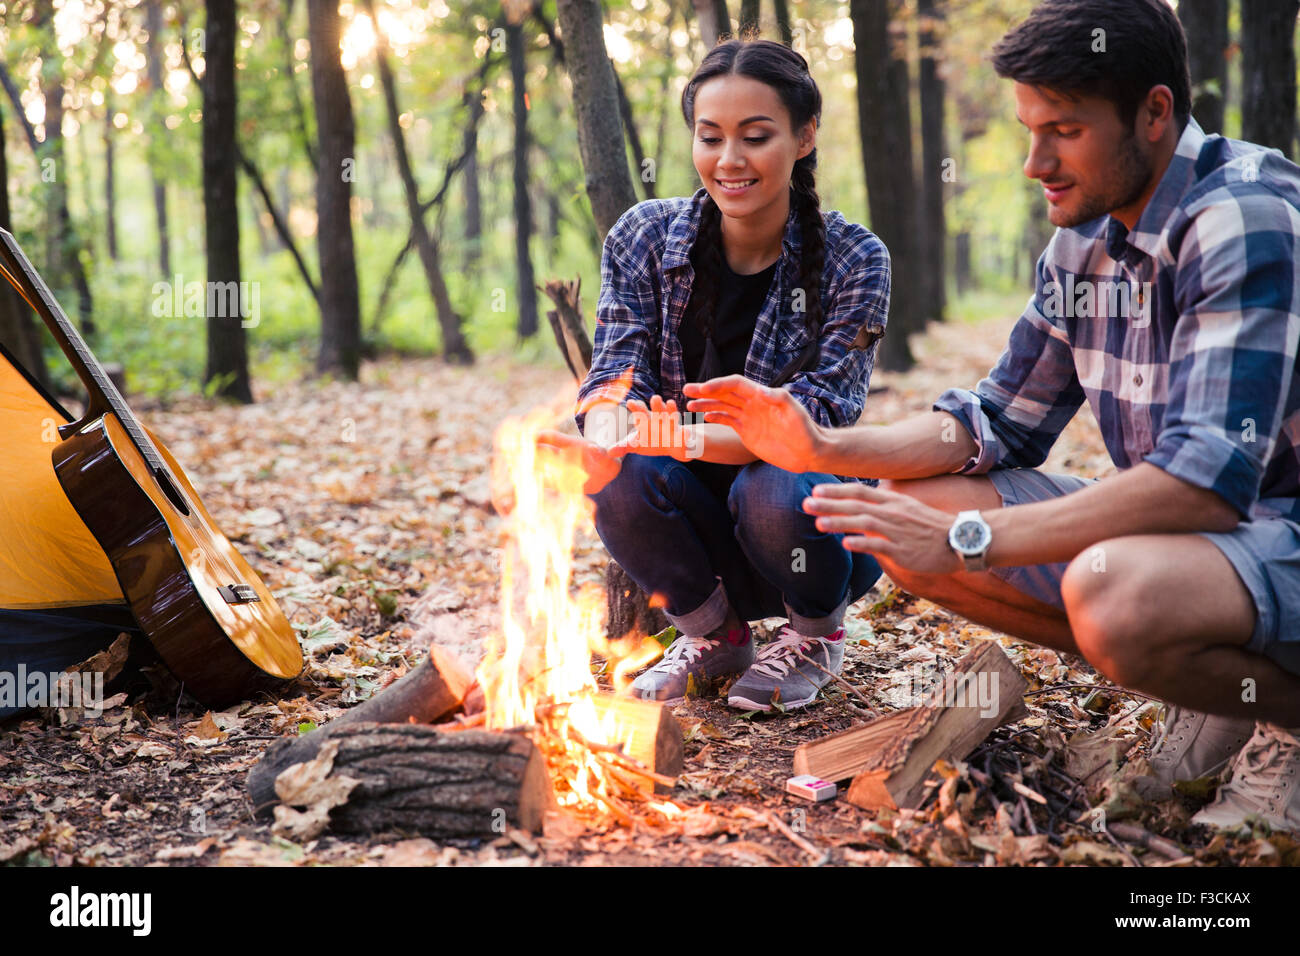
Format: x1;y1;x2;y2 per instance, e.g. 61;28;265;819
0;229;168;476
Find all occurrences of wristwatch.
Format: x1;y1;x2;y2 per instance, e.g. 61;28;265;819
948;510;993;572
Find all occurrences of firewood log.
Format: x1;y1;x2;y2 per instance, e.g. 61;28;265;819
248;646;473;815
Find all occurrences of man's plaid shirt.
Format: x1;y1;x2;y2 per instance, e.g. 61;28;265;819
575;186;890;435
935;118;1300;522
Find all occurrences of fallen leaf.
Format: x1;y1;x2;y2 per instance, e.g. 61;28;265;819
272;740;361;841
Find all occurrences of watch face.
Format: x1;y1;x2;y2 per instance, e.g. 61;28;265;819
952;520;991;553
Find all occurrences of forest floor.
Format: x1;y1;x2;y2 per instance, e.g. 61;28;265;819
3;310;1296;868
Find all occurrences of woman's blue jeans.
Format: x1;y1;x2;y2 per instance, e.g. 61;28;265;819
589;456;881;638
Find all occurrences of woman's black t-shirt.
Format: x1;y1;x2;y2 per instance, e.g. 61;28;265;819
679;245;780;383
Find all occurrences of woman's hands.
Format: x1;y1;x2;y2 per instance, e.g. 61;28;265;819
534;429;623;496
683;375;823;474
608;396;698;460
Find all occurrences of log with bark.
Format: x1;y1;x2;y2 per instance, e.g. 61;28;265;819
792;642;1028;810
248;646;474;816
249;643;685;835
277;722;553;838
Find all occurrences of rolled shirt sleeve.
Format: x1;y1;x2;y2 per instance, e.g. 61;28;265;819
783;229;891;429
934;243;1087;473
575;210;662;433
1142;195;1300;519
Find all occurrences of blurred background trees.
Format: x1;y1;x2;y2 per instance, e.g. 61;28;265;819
0;0;1294;394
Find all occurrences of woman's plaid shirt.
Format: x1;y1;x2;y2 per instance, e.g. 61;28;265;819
576;187;891;436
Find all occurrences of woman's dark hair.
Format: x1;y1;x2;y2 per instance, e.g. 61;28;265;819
991;0;1192;131
680;39;825;382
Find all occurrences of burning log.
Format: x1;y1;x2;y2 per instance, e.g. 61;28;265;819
588;693;684;793
248;646;474;815
791;642;1028;810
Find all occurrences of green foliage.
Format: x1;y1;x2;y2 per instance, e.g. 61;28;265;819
3;0;1084;401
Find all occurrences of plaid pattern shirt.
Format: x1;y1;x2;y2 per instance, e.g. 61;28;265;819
575;186;890;435
934;118;1300;522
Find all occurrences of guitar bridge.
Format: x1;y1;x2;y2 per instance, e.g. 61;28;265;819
217;584;261;604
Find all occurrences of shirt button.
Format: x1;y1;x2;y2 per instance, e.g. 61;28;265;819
1134;373;1143;386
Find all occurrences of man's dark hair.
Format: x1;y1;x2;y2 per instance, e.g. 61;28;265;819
991;0;1192;131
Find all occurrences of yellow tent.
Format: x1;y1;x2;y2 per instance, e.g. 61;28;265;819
0;341;136;717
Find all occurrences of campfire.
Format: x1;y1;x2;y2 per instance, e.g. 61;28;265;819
248;386;687;839
247;385;1038;850
476;393;685;828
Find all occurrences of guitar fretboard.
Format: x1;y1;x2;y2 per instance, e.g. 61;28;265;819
0;229;170;478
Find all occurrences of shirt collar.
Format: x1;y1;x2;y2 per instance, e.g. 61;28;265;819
662;185;803;271
1110;116;1207;261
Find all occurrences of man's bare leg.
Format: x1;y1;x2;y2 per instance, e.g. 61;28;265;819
1062;533;1300;725
871;475;1300;726
871;475;1079;653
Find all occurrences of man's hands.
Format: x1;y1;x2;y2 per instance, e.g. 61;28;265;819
683;375;823;473
803;482;962;575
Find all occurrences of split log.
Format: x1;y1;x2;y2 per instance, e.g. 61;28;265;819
589;693;684;793
285;722;553;837
792;708;919;784
844;642;1028;810
248;646;473;815
790;642;1027;808
793;698;1027;785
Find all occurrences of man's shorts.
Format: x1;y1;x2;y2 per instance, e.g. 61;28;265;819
987;467;1300;678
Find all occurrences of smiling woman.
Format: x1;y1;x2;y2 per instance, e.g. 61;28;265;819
556;39;893;716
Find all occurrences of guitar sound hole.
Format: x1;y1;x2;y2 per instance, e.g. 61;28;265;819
154;468;192;517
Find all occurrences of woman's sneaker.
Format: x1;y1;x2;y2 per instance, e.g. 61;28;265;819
631;624;754;704
727;625;845;712
1143;705;1254;799
1192;723;1300;832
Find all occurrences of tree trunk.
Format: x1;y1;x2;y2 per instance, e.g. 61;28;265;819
554;0;639;240
612;61;656;201
739;0;759;36
0;96;48;386
145;0;171;276
851;0;918;370
953;231;971;294
362;0;473;364
774;0;793;45
40;17;66;287
103;92;118;261
464;89;484;270
691;0;730;49
1241;0;1299;159
280;0;319;171
308;0;363;379
202;0;253;403
549;1;665;643
509;21;539;339
918;0;946;324
33;0;93;333
1178;0;1228;135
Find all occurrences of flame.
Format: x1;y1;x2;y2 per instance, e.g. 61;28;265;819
476;382;682;826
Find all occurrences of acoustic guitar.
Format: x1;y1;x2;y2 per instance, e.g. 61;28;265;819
0;228;303;705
